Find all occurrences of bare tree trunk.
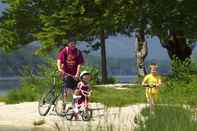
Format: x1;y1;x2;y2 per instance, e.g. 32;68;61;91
136;32;148;77
161;31;192;61
100;30;108;83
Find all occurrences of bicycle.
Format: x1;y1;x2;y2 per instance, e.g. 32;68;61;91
38;72;75;116
38;73;63;116
65;88;93;121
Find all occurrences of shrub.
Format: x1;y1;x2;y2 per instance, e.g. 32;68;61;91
5;58;61;103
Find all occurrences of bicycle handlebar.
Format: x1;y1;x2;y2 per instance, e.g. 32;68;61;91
143;84;158;88
80;89;91;97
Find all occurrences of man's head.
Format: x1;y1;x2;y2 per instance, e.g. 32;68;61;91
150;63;158;75
67;39;76;49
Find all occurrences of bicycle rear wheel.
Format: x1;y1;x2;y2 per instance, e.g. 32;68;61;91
38;87;55;116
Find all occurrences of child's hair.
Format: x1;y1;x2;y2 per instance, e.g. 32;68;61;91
150;63;157;66
149;63;158;71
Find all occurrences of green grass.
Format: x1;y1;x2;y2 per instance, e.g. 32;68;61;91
159;79;197;106
135;106;197;131
3;74;197;107
3;81;197;107
91;86;146;107
0;96;7;102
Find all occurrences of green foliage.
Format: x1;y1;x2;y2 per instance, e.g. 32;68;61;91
0;96;8;102
5;58;62;104
171;56;195;81
105;76;117;84
136;106;197;131
160;76;197;106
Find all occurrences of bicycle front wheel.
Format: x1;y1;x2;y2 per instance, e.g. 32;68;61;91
38;87;55;116
81;108;93;121
55;94;67;116
65;107;74;120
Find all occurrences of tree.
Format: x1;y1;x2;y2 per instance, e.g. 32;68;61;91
136;0;197;60
135;31;148;76
0;0;119;83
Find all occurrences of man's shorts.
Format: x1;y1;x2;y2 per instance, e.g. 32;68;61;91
63;75;78;90
145;88;159;102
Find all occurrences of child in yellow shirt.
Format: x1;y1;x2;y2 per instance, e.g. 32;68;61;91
142;63;161;112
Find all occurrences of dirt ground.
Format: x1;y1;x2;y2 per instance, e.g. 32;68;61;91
0;102;146;131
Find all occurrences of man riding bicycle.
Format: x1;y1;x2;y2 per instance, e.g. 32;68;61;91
57;39;84;101
142;63;162;113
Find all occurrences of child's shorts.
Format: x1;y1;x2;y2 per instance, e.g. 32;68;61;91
145;88;159;102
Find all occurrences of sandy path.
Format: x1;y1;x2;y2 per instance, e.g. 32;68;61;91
0;102;146;131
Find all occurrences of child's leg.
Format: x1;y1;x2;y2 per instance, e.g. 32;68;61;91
146;88;154;113
145;88;151;103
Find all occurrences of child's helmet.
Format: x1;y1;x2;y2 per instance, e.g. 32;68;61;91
80;71;90;79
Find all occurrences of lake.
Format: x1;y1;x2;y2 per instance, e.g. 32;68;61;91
0;78;20;96
0;75;138;96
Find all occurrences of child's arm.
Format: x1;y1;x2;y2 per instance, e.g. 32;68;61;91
156;77;162;87
142;75;148;86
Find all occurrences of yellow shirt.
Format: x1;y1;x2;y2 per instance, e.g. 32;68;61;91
142;74;161;95
142;74;161;85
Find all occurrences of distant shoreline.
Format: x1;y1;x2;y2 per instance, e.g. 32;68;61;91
0;76;21;81
0;75;138;96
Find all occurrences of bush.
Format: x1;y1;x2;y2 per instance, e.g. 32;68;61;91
5;59;102;103
170;56;195;82
5;58;61;104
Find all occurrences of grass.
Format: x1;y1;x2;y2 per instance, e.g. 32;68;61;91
3;81;197;107
0;96;7;102
135;106;197;131
2;73;197;107
91;86;146;107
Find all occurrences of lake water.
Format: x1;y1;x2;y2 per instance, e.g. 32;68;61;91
0;75;138;96
0;79;20;96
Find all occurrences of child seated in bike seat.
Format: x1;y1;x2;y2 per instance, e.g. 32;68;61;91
72;71;91;119
142;63;162;104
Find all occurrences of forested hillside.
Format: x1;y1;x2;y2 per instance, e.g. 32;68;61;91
0;44;171;77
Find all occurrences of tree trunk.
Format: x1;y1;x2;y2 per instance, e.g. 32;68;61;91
161;31;192;61
136;32;148;77
100;30;108;83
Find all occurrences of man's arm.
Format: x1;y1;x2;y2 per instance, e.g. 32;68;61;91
57;59;64;74
75;64;81;78
57;48;66;74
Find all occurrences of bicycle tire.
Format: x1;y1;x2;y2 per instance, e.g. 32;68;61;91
65;107;74;120
81;108;92;121
38;87;55;116
55;95;67;116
